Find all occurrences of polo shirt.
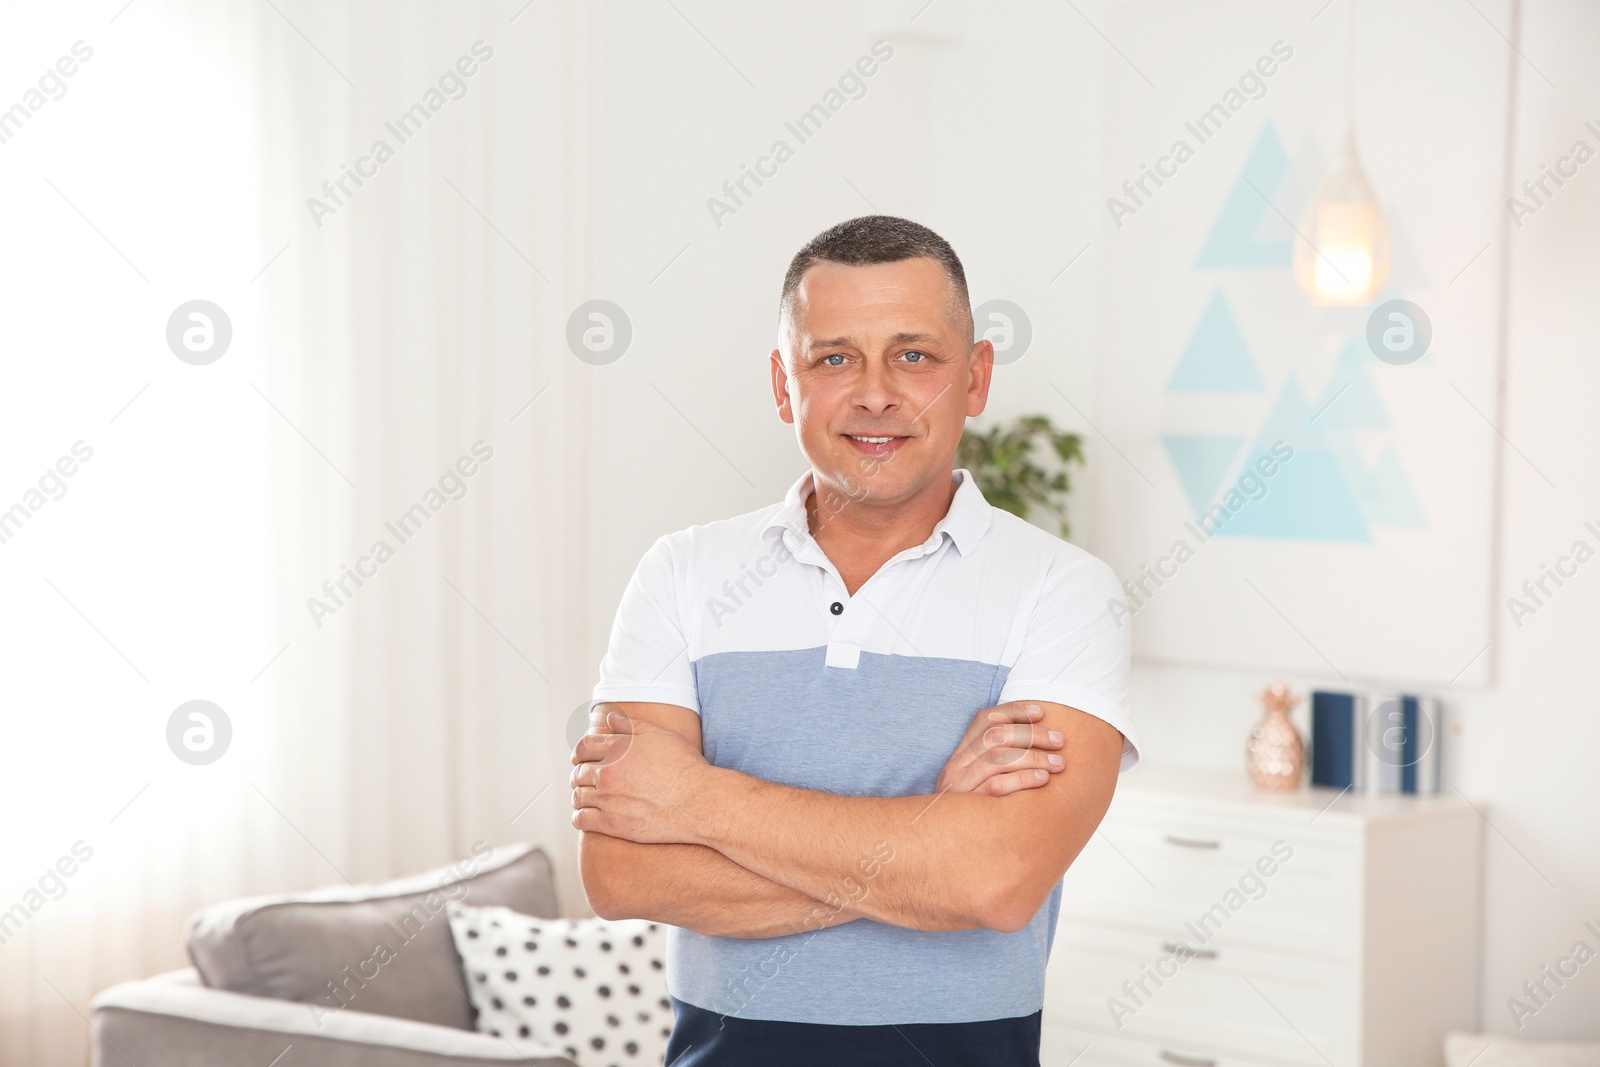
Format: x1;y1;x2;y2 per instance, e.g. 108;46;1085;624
591;466;1138;1044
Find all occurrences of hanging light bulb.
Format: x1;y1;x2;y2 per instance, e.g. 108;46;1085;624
1293;124;1392;306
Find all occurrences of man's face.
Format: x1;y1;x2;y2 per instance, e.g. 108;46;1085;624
770;257;992;510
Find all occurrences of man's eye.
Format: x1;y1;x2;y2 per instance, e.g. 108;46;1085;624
903;350;927;363
823;354;846;366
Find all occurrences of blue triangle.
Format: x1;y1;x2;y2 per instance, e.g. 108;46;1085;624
1195;121;1293;269
1314;337;1390;430
1166;289;1265;393
1211;374;1371;542
1253;372;1325;451
1163;435;1245;517
1361;445;1426;527
1327;434;1370;497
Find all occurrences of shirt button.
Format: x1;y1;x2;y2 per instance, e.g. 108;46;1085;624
829;601;844;615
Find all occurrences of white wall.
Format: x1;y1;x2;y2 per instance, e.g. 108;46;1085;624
1128;0;1600;1037
579;0;1600;1039
581;0;1112;606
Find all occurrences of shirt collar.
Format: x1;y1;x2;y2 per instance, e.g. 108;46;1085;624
763;467;993;558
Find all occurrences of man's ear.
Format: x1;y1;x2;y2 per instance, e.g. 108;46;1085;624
771;350;796;425
966;339;994;418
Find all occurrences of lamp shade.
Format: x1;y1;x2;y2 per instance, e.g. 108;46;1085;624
1293;126;1393;306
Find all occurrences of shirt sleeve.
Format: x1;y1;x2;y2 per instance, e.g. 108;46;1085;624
997;556;1139;772
592;533;700;713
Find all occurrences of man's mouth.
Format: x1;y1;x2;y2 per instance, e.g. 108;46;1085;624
843;433;910;455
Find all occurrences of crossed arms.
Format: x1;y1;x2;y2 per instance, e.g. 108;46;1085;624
571;697;1123;938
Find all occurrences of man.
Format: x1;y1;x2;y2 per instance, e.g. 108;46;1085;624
571;215;1137;1066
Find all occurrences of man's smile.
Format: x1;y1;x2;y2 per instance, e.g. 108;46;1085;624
843;433;910;455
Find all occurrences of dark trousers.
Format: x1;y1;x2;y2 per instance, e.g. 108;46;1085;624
662;995;1043;1067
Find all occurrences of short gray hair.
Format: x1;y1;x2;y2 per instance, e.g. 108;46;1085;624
779;215;973;342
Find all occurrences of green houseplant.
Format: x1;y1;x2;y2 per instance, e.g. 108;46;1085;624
957;414;1085;539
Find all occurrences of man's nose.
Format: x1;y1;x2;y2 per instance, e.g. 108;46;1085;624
851;357;900;412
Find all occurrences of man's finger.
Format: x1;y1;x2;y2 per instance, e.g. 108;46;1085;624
966;745;1065;786
981;723;1064;751
1024;747;1066;772
572;733;607;764
993;702;1043;722
978;703;1041;732
980;767;1055;797
946;726;1038;774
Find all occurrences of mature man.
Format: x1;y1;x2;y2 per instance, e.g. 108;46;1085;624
571;215;1137;1066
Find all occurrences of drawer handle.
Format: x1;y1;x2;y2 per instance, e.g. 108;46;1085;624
1159;1052;1217;1067
1161;940;1217;960
1164;834;1221;849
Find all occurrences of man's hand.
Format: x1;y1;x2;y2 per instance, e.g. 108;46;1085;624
573;701;871;939
570;709;713;844
935;701;1064;797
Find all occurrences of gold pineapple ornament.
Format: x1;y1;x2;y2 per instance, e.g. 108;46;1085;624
1246;680;1305;790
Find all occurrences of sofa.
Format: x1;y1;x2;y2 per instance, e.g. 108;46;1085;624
88;839;1600;1067
89;843;582;1067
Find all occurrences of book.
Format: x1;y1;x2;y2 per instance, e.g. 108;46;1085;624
1363;693;1442;795
1413;695;1442;794
1310;689;1365;791
1312;689;1443;795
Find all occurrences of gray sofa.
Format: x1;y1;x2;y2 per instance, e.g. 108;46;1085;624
89;843;582;1067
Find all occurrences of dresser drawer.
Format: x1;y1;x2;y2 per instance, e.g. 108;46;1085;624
1041;1022;1324;1067
1045;923;1358;1067
1053;765;1483;1067
1060;806;1359;956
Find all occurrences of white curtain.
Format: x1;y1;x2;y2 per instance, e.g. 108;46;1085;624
0;3;604;1064
0;3;275;1062
251;0;602;906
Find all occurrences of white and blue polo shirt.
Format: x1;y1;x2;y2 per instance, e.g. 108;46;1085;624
592;466;1137;1038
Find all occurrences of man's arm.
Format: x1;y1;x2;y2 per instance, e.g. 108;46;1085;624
698;701;1121;934
576;700;1123;935
577;701;863;938
580;833;863;938
576;699;1075;937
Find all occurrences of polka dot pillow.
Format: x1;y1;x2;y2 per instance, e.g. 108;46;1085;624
446;902;672;1066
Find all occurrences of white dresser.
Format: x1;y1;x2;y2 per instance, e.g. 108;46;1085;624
1042;765;1482;1067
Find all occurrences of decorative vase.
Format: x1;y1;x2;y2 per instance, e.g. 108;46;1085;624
1246;680;1305;791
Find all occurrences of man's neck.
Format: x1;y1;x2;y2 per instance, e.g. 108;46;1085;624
804;468;957;592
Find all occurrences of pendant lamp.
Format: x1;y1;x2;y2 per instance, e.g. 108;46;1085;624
1293;124;1392;306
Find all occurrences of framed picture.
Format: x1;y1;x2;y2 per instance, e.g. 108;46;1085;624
1090;0;1510;686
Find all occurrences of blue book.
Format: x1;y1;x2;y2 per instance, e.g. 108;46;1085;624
1311;690;1361;789
1400;696;1419;794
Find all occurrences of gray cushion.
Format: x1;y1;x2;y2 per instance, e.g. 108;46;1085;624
184;843;559;1032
